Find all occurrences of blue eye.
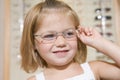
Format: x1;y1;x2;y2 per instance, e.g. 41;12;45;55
44;34;54;38
64;30;76;38
42;33;56;40
67;32;74;35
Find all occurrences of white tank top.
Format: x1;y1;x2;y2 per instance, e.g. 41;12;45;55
36;63;95;80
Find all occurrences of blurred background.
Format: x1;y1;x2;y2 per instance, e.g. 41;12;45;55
0;0;120;80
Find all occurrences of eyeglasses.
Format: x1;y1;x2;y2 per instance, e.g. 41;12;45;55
34;28;77;43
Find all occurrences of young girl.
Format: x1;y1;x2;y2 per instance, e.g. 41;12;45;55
20;0;120;80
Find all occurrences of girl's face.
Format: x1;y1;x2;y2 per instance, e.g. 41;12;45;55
35;12;78;67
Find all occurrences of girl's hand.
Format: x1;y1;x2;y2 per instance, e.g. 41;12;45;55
76;27;103;47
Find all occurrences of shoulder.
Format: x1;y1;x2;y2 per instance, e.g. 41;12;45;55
27;76;36;80
27;72;44;80
89;60;109;69
88;61;108;79
88;60;116;71
88;60;120;79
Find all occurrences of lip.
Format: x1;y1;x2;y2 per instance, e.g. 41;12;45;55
52;50;69;57
53;50;69;53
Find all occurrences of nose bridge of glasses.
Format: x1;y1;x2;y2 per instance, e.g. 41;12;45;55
56;32;65;39
55;32;66;45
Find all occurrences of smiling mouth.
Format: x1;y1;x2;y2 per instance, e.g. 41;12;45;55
52;50;69;57
53;50;69;53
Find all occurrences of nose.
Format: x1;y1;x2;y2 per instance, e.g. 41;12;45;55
54;36;66;47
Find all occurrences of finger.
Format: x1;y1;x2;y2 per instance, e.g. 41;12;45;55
80;27;90;36
77;27;93;36
88;28;93;36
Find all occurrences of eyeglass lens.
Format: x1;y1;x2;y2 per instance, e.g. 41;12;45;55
35;28;77;43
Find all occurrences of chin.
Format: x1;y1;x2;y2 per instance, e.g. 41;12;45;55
52;59;74;67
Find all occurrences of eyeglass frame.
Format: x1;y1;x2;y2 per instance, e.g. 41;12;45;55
34;28;78;43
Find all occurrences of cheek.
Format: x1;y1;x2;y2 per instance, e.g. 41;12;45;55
36;43;52;55
69;40;78;53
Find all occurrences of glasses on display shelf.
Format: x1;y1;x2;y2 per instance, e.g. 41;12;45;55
95;15;112;21
95;23;112;28
95;7;111;13
100;32;113;37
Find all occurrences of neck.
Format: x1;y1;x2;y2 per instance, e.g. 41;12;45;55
43;62;83;80
44;62;80;74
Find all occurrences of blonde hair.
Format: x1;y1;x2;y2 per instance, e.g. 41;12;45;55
20;0;87;73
